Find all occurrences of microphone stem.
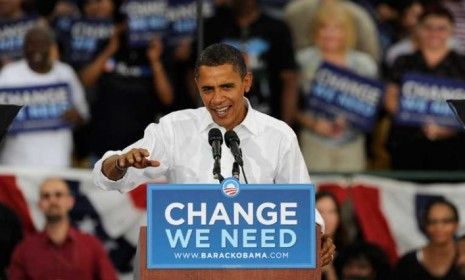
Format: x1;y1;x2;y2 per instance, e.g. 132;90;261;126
213;158;224;183
232;161;240;181
240;165;249;184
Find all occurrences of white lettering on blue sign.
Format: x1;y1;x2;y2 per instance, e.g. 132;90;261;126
165;228;297;249
164;202;298;226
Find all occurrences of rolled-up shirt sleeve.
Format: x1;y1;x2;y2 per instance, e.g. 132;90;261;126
93;120;173;193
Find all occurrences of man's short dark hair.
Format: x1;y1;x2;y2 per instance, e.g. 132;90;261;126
194;43;247;80
24;26;56;46
419;4;455;25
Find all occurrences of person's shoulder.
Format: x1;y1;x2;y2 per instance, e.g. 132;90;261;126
448;50;465;61
72;228;105;246
53;61;77;74
296;47;320;63
1;60;27;74
161;107;204;120
348;50;378;75
158;107;207;127
253;110;297;139
350;50;375;64
397;249;418;263
391;51;418;69
14;232;43;249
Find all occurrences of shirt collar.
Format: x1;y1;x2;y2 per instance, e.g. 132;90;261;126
41;226;78;245
199;98;259;135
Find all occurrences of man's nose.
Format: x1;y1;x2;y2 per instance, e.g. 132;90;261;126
211;90;226;105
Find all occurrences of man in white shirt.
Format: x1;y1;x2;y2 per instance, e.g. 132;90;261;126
0;26;89;167
93;43;335;266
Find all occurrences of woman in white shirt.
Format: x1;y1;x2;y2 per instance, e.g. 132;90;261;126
296;2;378;172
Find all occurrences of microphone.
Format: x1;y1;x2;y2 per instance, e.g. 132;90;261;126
208;128;222;160
224;130;243;166
208;128;224;182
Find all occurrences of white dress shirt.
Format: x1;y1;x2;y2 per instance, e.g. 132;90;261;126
93;99;324;230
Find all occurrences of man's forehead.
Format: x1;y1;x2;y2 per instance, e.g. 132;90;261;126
198;64;240;77
40;179;69;193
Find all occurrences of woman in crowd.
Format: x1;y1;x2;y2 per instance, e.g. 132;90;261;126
317;191;350;280
385;5;465;170
296;2;378;172
394;198;460;279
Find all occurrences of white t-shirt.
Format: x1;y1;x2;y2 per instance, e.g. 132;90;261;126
0;60;89;167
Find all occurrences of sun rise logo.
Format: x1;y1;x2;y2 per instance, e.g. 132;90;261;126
222;178;240;198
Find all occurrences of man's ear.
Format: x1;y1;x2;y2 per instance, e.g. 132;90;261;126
244;72;253;93
66;196;75;211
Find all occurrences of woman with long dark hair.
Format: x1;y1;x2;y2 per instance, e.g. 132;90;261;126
394;198;460;279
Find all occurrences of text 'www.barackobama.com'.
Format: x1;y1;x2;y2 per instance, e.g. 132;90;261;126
173;252;290;259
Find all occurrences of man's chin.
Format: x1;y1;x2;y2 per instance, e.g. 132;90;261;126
45;214;64;223
211;116;229;128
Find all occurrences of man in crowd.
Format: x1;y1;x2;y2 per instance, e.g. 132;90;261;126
0;0;42;68
8;178;117;279
93;43;335;266
0;26;89;167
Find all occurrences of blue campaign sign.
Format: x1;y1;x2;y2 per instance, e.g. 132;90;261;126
307;62;385;132
0;17;38;60
0;83;72;133
123;0;169;47
166;0;213;45
147;179;316;269
395;72;465;128
67;19;113;65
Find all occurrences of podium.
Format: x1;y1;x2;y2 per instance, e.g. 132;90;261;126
138;225;322;280
139;182;321;279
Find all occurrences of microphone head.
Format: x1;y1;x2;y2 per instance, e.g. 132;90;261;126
208;128;223;145
224;130;240;148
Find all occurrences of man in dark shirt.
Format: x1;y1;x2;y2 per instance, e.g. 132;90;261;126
8;178;117;280
81;22;174;158
201;0;299;125
385;5;465;170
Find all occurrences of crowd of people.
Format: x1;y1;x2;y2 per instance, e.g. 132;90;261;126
1;0;465;172
2;0;465;279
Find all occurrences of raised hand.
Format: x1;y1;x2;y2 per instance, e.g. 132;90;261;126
117;148;160;169
102;149;160;181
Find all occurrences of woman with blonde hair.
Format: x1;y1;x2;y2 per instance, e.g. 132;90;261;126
296;2;378;172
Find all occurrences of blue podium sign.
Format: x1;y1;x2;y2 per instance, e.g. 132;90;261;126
147;179;316;269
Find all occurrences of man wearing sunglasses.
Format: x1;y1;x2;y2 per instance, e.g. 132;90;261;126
8;178;117;280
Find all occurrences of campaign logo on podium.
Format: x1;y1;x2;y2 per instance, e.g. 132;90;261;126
222;178;240;197
147;181;316;269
